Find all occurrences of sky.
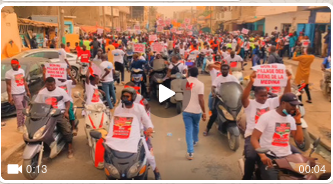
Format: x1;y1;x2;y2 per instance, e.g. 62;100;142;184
156;6;194;18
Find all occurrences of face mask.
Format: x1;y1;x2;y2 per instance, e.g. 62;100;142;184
122;99;133;106
282;109;289;116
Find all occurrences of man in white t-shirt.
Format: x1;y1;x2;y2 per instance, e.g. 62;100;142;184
34;77;74;158
224;51;244;70
241;70;292;180
85;62;105;105
203;64;239;136
186;44;200;62
100;54;116;109
59;43;71;69
112;46;126;84
182;67;206;160
164;56;188;109
251;93;304;180
206;57;222;111
5;59;31;132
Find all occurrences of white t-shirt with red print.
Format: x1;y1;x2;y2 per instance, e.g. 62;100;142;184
224;55;243;68
85;83;102;105
183;77;204;114
244;97;280;138
210;68;221;85
34;87;71;110
56;80;76;103
254;110;296;157
5;69;26;95
105;103;153;153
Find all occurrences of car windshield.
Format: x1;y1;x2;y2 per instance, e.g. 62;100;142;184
1;64;27;80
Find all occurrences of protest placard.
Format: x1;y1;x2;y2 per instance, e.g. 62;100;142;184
133;43;145;53
176;30;183;34
158;19;164;25
151;42;164;53
44;63;67;79
170;28;177;33
116;27;121;32
188;31;193;36
241;28;249;35
97;28;103;35
149;35;157;42
157;26;163;33
185;18;190;24
165;18;171;25
181;24;186;28
134;25;140;30
187;25;193;30
252;64;287;87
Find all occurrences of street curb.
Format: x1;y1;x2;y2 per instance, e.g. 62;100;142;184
308;131;331;151
1;141;25;162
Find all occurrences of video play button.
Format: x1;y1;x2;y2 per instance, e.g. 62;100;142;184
159;84;175;103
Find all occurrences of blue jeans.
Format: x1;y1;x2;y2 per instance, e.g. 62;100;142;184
182;111;202;153
208;92;213;111
101;81;116;109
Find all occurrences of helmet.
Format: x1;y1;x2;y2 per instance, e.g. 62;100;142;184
121;87;137;102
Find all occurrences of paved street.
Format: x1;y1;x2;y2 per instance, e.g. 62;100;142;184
1;58;331;180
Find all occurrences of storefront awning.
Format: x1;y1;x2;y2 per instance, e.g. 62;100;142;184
18;18;58;27
243;16;265;23
79;25;111;33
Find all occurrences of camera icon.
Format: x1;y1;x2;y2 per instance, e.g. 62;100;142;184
7;164;22;174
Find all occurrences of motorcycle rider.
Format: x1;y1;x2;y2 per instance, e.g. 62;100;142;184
164;55;188;109
34;77;74;158
130;53;148;97
104;87;155;178
203;64;239;136
321;53;331;71
241;70;293;180
85;62;106;105
122;82;162;180
251;92;304;180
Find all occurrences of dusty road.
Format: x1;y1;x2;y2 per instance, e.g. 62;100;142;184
1;59;331;180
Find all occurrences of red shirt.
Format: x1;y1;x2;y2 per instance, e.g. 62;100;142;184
113;42;119;49
76;46;82;53
78;50;91;63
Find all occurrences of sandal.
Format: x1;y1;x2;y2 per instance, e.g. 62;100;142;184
73;129;78;136
68;150;74;159
306;100;312;104
203;129;209;136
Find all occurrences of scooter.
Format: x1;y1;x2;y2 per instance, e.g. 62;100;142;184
320;69;331;102
252;138;330;180
114;70;121;84
131;68;144;94
125;50;134;72
78;62;89;89
150;69;167;100
89;130;149;180
73;91;111;169
214;82;243;151
170;72;186;114
22;96;78;180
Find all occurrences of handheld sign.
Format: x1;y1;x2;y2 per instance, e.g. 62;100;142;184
181;24;186;28
252;64;287;87
165;18;171;25
185;18;190;24
134;25;140;30
44;63;67;79
241;28;249;35
116;27;121;32
151;42;164;53
157;26;163;33
149;35;157;42
133;43;145;53
170;28;177;33
187;25;193;30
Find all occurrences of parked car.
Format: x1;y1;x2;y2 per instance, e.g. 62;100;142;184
1;58;47;117
10;49;80;79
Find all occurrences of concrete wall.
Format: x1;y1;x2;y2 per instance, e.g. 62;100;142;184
264;11;310;35
1;11;22;59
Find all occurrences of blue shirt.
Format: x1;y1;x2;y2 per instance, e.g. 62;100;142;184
130;59;147;70
323;57;331;69
289;36;297;48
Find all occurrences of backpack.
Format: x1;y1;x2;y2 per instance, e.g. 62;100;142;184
272;54;284;64
171;63;181;74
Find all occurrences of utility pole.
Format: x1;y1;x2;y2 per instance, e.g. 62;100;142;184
58;7;64;48
111;6;114;35
102;7;106;36
210;6;212;32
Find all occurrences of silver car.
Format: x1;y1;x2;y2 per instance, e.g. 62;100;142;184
11;49;81;78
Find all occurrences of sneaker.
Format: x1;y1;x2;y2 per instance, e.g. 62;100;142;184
164;102;170;109
186;153;194;160
193;142;198;147
154;171;162;180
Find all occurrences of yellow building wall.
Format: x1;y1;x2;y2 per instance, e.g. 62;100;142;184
1;12;22;59
65;34;80;49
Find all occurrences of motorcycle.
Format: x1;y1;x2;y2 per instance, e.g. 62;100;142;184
22;96;78;180
73;91;111;169
125;50;134;72
215;82;243;151
170;72;186;114
247;138;330;180
131;68;144;94
320;69;331;102
89;130;149;180
78;62;89;88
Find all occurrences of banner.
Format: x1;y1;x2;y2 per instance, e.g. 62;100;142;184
97;28;103;35
176;30;183;35
116;27;121;32
149;35;158;42
133;43;145;53
252;64;287;87
158;19;164;25
170;28;177;33
44;63;67;79
151;42;164;53
241;28;249;35
134;25;140;30
165;18;171;25
157;26;163;33
181;24;186;28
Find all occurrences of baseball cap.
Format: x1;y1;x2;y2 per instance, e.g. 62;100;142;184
281;93;302;106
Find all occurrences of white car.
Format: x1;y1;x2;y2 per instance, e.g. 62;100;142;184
11;49;81;78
